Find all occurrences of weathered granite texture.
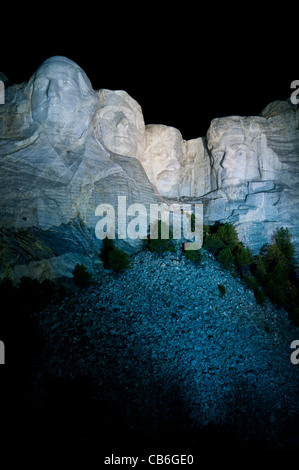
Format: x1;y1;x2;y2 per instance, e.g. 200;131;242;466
204;102;299;256
0;56;159;281
0;56;298;281
136;102;299;260
138;125;211;198
96;88;146;159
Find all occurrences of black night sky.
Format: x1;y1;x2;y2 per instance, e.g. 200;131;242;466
1;9;295;141
1;6;298;464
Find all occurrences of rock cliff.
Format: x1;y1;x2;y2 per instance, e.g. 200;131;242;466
204;103;299;257
0;56;159;281
0;56;298;281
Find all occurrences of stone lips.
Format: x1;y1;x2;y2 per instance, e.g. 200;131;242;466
0;55;298;281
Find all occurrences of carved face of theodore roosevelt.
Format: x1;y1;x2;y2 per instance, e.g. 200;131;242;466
29;56;97;137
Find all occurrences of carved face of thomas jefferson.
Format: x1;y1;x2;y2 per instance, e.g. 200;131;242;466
95;89;145;158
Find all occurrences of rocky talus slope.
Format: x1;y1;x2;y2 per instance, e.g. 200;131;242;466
20;249;299;453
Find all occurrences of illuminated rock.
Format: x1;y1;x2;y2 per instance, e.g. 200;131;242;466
0;55;298;280
139;125;183;197
138;125;211;198
0;56;158;281
204;104;299;256
95;88;146;159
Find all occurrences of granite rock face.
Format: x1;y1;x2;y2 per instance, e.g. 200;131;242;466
0;56;159;282
0;55;298;281
96;88;146;159
138;125;211;198
136;104;299;261
204;103;299;256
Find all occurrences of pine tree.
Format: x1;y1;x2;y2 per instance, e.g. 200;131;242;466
99;237;115;268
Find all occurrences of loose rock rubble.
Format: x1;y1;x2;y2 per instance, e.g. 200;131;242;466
28;249;299;451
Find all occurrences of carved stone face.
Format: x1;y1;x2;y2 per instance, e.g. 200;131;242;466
207;118;261;189
29;56;96;137
140;125;182;197
210;140;260;188
95;89;145;157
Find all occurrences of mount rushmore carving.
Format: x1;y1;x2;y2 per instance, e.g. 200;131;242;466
0;56;298;281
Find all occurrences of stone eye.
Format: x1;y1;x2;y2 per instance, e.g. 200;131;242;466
63;80;72;90
236;149;246;158
213;151;224;161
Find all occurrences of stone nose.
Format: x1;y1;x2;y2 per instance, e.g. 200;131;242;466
116;114;129;131
47;79;59;99
220;153;233;170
